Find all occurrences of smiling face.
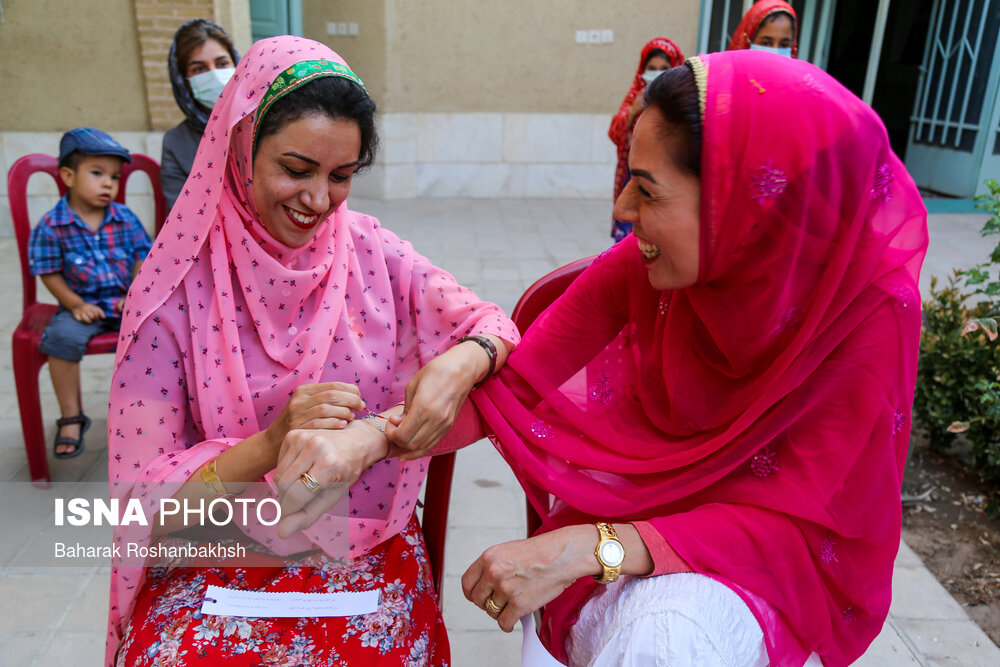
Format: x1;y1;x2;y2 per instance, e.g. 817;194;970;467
250;113;362;247
612;108;701;290
753;13;795;49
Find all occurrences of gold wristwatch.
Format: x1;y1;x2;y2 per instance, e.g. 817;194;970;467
593;522;625;583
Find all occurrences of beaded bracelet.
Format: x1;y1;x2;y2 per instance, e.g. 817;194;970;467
361;410;392;461
362;410;388;437
458;335;497;389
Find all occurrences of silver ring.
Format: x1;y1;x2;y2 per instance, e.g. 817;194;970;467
300;472;320;493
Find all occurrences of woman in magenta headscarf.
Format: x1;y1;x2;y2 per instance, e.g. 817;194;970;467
460;52;926;664
305;51;926;666
729;0;799;57
608;37;684;242
106;37;517;665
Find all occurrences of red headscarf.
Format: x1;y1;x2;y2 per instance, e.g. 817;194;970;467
474;51;927;665
728;0;799;57
609;37;684;201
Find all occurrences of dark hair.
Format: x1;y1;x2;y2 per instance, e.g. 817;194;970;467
175;19;238;77
643;63;702;176
759;10;796;33
643;48;670;68
59;150;84;171
254;76;379;172
58;150;124;171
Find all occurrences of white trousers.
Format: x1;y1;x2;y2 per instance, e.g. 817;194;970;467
566;573;770;667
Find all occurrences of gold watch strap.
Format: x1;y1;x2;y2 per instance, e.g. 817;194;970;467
594;521;624;584
201;458;230;498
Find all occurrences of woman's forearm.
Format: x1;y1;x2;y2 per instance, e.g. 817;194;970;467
456;333;514;388
553;523;656;580
150;429;279;536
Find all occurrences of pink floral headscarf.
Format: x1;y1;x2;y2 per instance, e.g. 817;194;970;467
475;51;927;665
106;36;516;664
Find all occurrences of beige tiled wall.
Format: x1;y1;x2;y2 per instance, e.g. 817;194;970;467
353;113;617;199
2;112;616;239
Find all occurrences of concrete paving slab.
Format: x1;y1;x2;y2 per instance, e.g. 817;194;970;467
853;620;922;666
895;540;926;569
0;631;47;665
59;573;109;633
0;575;86;632
890;565;970;621
895;618;1000;666
448;627;521;667
33;630;106;667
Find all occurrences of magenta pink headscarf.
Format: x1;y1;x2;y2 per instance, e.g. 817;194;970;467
106;37;516;664
474;51;927;665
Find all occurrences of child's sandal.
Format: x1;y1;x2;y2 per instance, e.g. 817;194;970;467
53;413;92;459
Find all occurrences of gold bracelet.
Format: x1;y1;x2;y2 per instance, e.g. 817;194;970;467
201;458;230;498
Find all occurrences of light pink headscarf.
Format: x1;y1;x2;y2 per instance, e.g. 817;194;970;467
474;51;927;665
106;37;516;664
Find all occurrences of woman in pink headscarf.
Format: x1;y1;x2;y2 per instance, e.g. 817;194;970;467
308;50;928;665
608;37;684;242
105;37;516;665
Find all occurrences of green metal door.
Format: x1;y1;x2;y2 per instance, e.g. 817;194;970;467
906;0;1000;197
250;0;303;42
978;32;1000;191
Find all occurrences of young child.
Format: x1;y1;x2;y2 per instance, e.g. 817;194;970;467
28;128;153;459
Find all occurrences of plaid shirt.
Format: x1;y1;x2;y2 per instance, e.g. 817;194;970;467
28;196;153;315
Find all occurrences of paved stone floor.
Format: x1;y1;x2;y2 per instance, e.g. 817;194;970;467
0;198;997;665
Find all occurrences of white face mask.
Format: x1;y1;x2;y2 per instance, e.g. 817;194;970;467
188;67;236;109
750;44;793;58
641;69;665;85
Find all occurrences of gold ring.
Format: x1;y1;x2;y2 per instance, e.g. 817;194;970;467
485;595;502;614
300;472;320;493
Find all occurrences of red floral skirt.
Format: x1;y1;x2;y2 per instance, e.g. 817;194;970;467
116;515;449;666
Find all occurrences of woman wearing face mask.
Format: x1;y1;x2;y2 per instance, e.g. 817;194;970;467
161;19;240;212
728;0;798;58
608;37;684;243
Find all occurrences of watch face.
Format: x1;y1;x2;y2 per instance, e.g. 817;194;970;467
599;539;625;567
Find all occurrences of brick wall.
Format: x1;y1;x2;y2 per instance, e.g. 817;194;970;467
134;0;216;131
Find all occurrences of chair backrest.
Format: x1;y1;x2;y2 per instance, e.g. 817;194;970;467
8;153;167;312
422;451;456;598
125;154;168;234
511;256;596;335
510;255;595;537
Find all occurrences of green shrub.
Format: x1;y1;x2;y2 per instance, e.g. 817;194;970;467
913;180;1000;489
915;274;1000;482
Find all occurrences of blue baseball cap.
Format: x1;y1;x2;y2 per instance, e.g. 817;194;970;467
58;127;132;167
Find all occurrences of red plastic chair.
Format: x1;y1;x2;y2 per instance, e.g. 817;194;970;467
510;256;596;537
419;260;601;596
422;452;456;598
9;153;166;486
